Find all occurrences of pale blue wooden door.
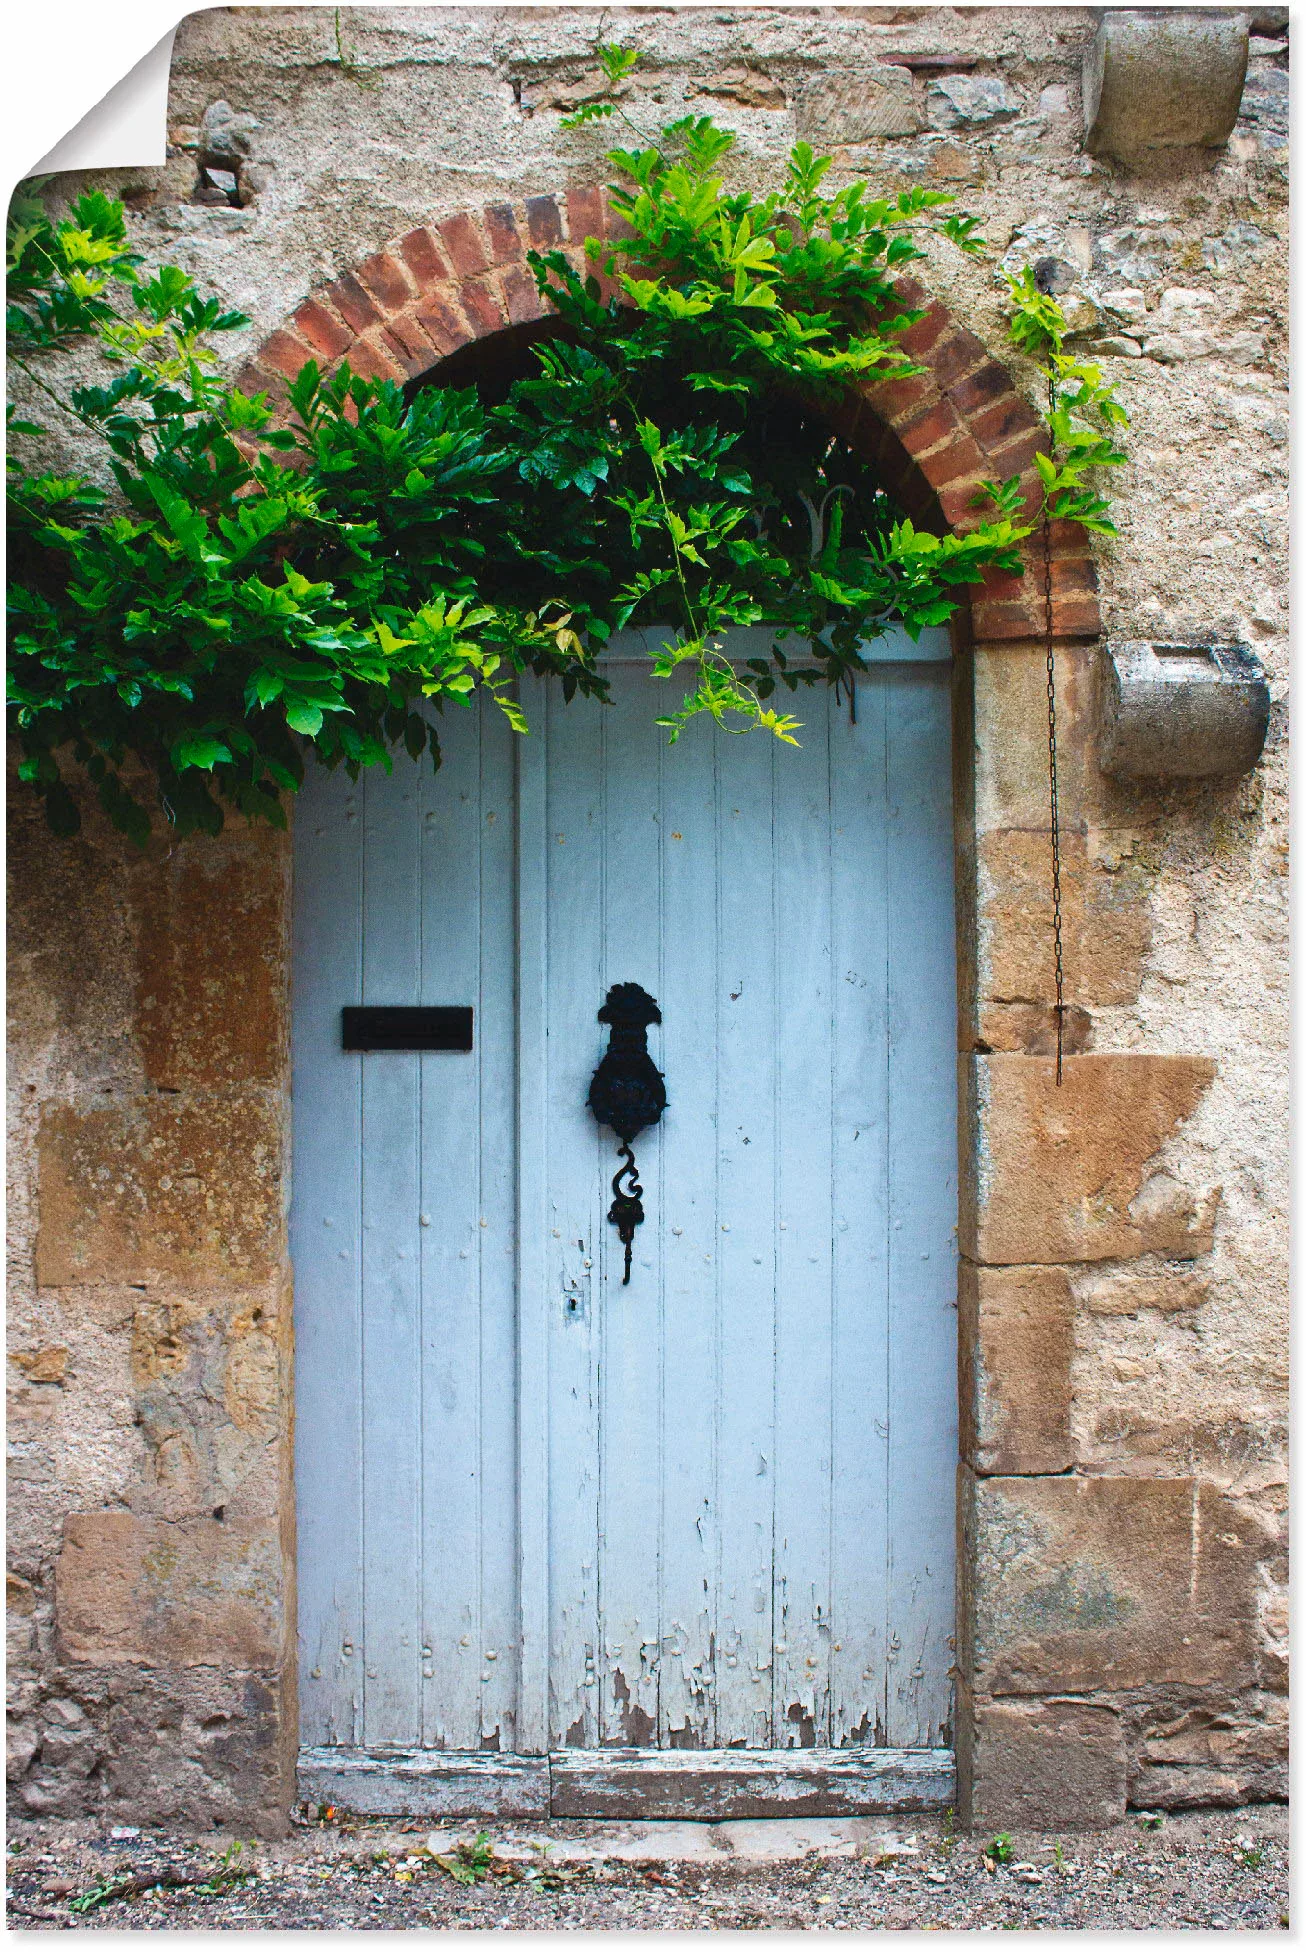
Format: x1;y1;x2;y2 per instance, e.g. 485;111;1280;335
292;628;957;1767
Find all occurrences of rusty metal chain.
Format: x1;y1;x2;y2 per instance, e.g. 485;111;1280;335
1043;375;1066;1086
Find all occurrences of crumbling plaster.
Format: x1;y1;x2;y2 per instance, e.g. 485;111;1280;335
7;7;1286;1831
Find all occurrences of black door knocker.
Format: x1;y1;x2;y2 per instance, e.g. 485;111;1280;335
586;983;667;1285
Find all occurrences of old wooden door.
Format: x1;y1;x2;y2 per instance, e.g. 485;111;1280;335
292;627;958;1819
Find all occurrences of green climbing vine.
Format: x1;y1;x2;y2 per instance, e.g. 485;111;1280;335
7;44;1125;844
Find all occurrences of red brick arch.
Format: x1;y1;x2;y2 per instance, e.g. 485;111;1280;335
239;186;1099;643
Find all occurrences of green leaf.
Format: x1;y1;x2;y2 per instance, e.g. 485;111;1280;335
171;734;232;772
285;701;325;736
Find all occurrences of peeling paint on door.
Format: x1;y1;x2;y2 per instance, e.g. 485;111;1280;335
293;629;958;1763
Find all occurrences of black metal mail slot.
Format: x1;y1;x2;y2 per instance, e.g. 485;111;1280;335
341;1006;473;1052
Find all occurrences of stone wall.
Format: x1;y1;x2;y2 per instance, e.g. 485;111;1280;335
7;6;1287;1830
8;786;295;1830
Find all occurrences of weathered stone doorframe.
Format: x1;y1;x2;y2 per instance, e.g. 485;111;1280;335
232;184;1228;1830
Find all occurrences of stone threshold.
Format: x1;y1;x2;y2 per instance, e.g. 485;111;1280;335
299;1745;955;1822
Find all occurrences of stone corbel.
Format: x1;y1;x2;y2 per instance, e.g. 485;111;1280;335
1083;10;1250;159
1099;639;1271;779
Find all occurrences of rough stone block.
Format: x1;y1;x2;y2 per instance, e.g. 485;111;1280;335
695;64;787;110
976;828;1151;1010
56;1510;281;1668
99;1664;291;1834
1238;64;1289;145
1078;1410;1287;1490
962;1475;1261;1695
126;1288;285;1519
9;1345;69;1383
136;839;287;1091
959;1262;1074;1475
1076;1267;1207;1315
960;1054;1218;1266
969;645;1100;834
928;74;1020;129
1129;1697;1287;1808
962;1695;1126;1831
1083;11;1249;157
35;1095;283;1289
796;67;919;143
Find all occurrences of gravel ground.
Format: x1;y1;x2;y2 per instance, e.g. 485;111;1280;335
5;1803;1287;1932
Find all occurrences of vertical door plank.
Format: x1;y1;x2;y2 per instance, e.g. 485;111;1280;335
655;692;722;1748
829;676;893;1746
770;698;837;1747
475;698;525;1751
292;762;365;1746
515;675;552;1754
359;761;424;1744
542;682;607;1748
712;727;780;1748
885;666;958;1747
632;679;714;1748
416;704;488;1749
593;662;665;1746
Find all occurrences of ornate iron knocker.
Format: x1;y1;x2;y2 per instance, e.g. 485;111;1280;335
586;983;667;1284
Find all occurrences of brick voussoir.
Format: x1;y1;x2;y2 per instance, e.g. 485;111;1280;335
235;359;290;406
324;270;384;334
459;275;509;337
382;311;438;366
437;210;491;278
929;326;991;392
566;182;608;247
347;335;409;384
525;193;565;248
603;203;638;244
972;597;1045;639
938;476;1002;530
482;201;524;265
891;274;929;310
502;263;549;325
1050;556;1099;595
897;301;950;359
1051;593;1101;635
1048;518;1093;557
986;425;1052;478
863;370;936;427
898;395;966;459
378;327;433;378
416;289;476;356
977;563;1031;604
257;327;317;383
251;204;1108;660
355;249;416;315
946;359;1017;416
293;297;355;361
969;393;1043;453
397;225;452;289
917;433;988;491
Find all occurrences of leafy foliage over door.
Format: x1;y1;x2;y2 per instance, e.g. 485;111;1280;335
8;51;1120;842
